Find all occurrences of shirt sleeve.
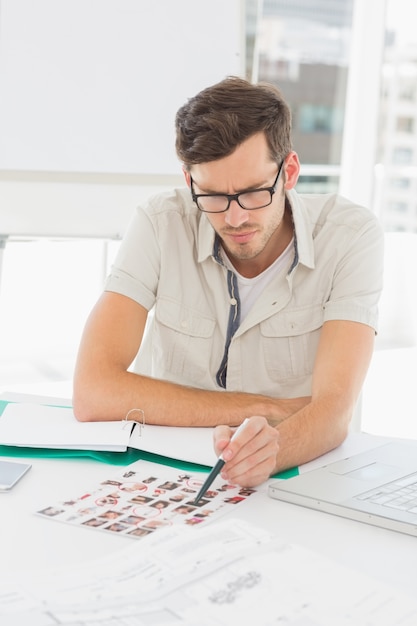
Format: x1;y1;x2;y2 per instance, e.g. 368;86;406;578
104;202;160;311
323;211;384;331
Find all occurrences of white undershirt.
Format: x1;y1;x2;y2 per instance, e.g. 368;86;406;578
222;238;295;322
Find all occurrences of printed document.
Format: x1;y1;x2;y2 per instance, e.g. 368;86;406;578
1;518;416;625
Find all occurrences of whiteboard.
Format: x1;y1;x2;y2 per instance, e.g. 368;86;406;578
0;174;183;238
0;0;243;175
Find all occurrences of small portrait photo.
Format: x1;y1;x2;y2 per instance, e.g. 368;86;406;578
95;495;120;506
129;495;154;505
142;476;157;484
185;516;205;526
150;500;170;510
238;488;256;497
121;514;146;525
141;518;172;531
201;490;218;499
173;504;196;515
186;498;209;508
217;483;237;492
77;507;97;516
38;506;65;517
122;471;137;478
157;481;179;491
224;496;245;505
127;527;153;538
177;474;191;482
119;482;148;493
100;479;123;487
192;509;213;519
169;493;186;503
98;509;123;520
82;517;106;528
103;522;130;533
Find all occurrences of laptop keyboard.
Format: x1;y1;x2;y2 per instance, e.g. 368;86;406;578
356;472;417;513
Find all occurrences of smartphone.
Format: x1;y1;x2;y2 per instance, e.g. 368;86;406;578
0;460;32;491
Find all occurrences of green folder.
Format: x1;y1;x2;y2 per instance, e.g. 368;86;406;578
0;399;298;478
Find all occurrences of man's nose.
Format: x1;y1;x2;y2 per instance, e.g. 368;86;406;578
225;199;249;228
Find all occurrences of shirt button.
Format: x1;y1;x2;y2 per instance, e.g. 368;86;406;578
230;298;237;305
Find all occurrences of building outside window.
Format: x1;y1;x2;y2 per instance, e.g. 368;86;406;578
376;0;417;233
251;0;354;194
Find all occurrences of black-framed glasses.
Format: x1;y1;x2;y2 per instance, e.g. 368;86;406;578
190;160;284;214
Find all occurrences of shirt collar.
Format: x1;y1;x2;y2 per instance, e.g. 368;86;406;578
197;213;217;263
286;189;315;270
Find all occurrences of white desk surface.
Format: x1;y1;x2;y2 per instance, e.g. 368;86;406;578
1;446;416;602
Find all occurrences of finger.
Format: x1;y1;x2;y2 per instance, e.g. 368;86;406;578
222;427;279;487
224;416;278;465
213;425;233;457
225;436;278;480
214;418;257;459
220;416;268;462
224;453;278;488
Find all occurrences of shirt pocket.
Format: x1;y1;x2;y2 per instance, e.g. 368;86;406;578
260;304;324;381
154;297;216;383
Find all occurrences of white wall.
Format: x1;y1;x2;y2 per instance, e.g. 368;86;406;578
0;0;244;238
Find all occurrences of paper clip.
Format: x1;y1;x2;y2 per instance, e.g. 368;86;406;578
123;408;145;436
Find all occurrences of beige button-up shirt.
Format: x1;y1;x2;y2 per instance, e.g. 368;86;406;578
105;187;384;398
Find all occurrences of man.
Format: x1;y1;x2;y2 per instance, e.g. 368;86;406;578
73;76;384;487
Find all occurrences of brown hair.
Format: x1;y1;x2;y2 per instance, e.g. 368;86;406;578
175;76;292;170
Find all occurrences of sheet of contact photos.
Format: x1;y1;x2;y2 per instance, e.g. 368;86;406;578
36;460;258;539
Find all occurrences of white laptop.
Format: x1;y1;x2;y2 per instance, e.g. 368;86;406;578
268;440;417;536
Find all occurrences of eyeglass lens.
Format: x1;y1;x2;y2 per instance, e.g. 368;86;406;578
197;189;273;213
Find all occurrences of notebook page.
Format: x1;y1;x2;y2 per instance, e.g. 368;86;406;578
0;403;132;451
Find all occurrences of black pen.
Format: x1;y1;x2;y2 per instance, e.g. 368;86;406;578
193;418;250;504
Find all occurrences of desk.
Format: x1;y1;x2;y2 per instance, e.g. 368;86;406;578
1;448;416;603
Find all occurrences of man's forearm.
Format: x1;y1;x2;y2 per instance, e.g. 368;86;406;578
271;394;352;473
73;368;310;426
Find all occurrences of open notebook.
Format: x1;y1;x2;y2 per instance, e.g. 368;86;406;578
0;402;217;467
269;440;417;537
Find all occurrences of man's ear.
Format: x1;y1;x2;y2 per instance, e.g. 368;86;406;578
182;167;191;188
283;152;301;190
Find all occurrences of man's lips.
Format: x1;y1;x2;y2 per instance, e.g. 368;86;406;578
222;230;257;244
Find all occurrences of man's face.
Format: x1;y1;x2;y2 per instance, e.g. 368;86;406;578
189;133;294;277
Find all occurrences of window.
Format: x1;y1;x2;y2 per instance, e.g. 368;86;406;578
389;201;408;213
398;81;416;102
392;147;413;164
376;0;417;227
299;104;344;134
253;0;354;191
396;116;414;133
390;177;411;189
